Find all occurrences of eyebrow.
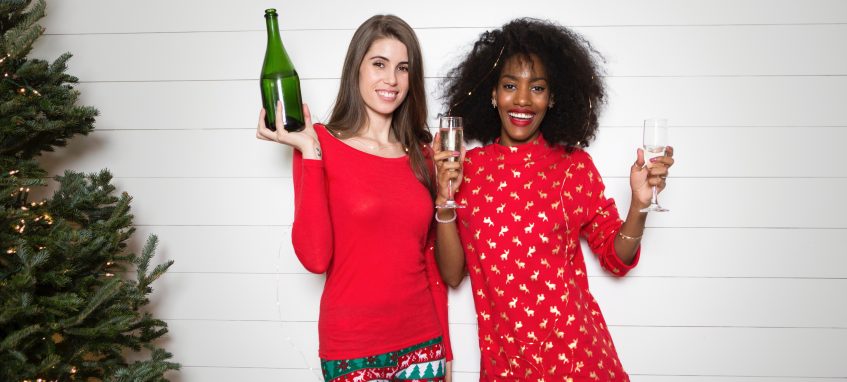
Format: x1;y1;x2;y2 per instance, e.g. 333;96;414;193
368;55;409;65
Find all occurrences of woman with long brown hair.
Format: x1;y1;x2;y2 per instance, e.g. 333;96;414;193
256;15;451;382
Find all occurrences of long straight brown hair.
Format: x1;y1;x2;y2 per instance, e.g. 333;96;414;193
326;15;434;198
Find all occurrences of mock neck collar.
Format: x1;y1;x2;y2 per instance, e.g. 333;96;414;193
489;134;555;164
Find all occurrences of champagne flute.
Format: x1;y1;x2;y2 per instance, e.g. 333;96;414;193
640;118;669;212
436;116;465;209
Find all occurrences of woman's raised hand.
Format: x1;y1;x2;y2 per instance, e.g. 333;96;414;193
256;101;320;157
630;146;675;209
432;130;466;205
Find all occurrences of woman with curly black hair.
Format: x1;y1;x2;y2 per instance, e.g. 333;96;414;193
431;18;675;381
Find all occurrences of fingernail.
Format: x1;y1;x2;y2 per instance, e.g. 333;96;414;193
650;157;658;163
452;151;460;157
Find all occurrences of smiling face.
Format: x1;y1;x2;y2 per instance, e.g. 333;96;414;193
492;54;551;146
358;37;410;122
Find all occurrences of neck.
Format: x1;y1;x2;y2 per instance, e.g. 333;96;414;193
359;111;395;143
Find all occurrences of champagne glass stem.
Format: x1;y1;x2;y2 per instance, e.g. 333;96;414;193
651;185;659;206
448;178;455;202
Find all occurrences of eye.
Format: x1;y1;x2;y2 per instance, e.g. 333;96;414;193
502;83;517;90
372;61;385;69
397;65;409;72
531;85;546;93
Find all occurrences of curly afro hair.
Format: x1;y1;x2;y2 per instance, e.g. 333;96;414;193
441;18;606;148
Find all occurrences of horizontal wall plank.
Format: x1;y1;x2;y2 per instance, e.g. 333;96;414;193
585;228;847;279
30;25;847;82
613;326;847;377
128;226;847;278
57;77;847;135
150;274;283;322
130;226;303;274
588;126;847;178
152;273;846;328
593;277;847;328
600;178;847;229
39;125;847;179
161;320;321;370
40;129;297;179
601;76;847;128
107;178;292;226
44;177;840;228
151;274;316;322
43;0;847;34
159;320;847;377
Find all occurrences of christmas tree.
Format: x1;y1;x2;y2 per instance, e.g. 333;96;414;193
1;1;179;380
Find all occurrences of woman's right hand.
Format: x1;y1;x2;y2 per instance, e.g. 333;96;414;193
432;130;466;205
256;101;320;158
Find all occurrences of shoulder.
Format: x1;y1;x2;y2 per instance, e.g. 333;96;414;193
565;146;591;161
465;145;490;161
461;145;489;171
313;123;341;149
560;146;598;169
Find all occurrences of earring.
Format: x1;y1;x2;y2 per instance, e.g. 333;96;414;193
491;99;497;109
549;98;555;109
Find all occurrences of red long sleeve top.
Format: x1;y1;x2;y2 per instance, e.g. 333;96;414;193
454;135;639;381
291;124;448;360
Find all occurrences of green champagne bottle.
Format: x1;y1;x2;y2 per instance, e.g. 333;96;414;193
261;8;304;132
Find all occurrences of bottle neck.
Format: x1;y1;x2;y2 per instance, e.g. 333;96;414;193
265;15;281;48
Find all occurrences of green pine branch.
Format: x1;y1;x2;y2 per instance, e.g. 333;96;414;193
1;1;179;380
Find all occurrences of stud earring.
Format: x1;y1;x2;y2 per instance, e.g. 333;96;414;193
491;99;497;109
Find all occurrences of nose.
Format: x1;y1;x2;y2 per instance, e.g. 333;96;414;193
514;86;531;106
383;67;398;86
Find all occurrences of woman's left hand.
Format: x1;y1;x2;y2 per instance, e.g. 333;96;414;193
630;146;675;209
432;130;466;205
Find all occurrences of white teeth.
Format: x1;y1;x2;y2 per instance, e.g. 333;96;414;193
508;112;534;120
377;90;397;99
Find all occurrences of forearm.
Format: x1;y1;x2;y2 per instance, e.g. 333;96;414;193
291;155;333;273
434;207;466;287
614;202;648;265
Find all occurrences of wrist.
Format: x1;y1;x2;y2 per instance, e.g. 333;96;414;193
630;192;650;213
435;208;457;224
300;141;322;160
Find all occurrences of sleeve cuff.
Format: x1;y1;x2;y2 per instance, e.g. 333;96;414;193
301;158;325;168
607;238;641;276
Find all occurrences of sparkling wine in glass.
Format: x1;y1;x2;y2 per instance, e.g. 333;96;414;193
436;116;465;209
640;118;669;212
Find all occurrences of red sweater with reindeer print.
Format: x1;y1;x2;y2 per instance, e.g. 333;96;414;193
454;135;639;381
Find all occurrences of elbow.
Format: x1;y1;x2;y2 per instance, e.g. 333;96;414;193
292;236;332;274
302;261;329;274
296;250;330;274
442;270;465;288
445;277;463;289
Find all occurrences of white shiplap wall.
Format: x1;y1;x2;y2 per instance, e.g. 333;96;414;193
34;1;847;381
